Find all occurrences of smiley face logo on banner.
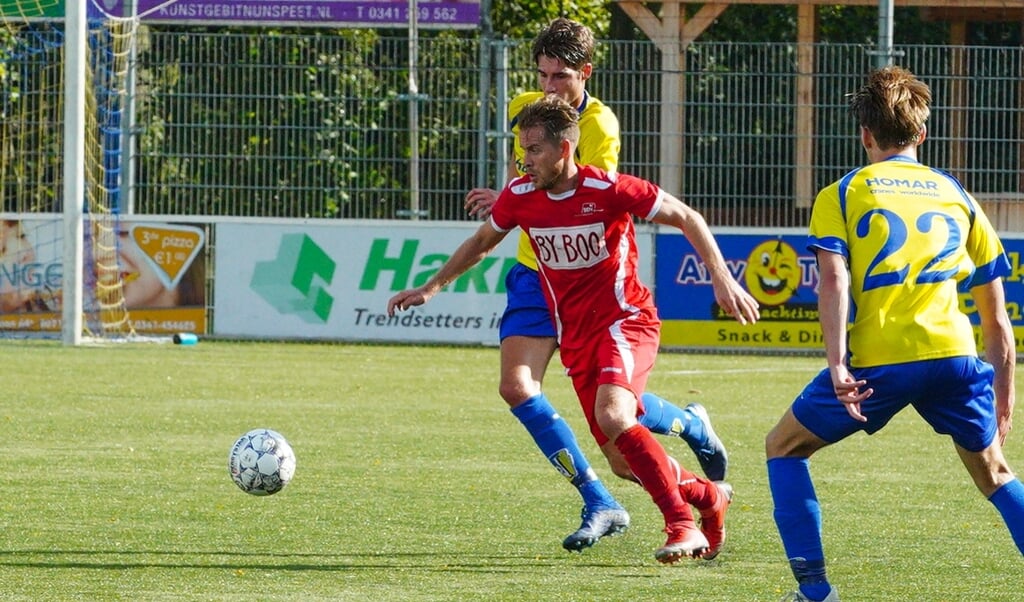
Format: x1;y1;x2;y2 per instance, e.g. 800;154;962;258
744;238;799;306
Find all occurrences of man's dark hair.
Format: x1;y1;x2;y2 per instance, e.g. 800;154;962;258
532;17;594;70
516;95;581;149
847;65;931;150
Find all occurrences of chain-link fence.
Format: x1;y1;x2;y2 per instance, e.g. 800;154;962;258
4;28;1022;228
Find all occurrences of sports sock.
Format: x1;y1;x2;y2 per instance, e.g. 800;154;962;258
988;478;1024;554
767;457;831;599
511;394;619;510
614;424;694;525
639;392;698;439
675;462;716;509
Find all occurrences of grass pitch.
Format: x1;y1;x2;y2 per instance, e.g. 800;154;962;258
0;340;1020;601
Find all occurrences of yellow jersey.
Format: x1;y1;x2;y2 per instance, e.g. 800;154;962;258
808;156;1010;367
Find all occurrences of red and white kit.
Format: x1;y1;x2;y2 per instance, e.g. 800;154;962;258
490;165;664;443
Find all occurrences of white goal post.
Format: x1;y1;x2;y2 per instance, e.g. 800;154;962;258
0;1;141;344
62;0;85;345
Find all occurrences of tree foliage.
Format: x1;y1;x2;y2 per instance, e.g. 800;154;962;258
491;0;611;39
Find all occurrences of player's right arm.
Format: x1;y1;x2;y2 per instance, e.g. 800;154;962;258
467;92;537;221
816;248;872;420
386;220;508;315
972;277;1016;443
464;157;518;220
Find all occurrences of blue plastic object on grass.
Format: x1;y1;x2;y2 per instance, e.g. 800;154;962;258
173;333;198;345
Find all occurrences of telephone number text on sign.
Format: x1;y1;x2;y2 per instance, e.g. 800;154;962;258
137;1;481;26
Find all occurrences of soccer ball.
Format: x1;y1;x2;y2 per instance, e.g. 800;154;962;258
228;428;296;496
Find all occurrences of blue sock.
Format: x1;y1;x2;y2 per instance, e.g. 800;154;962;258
767;457;832;600
989;478;1024;554
511;394;620;510
639;392;698;439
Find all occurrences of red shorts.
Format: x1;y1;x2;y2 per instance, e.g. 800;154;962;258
560;314;660;446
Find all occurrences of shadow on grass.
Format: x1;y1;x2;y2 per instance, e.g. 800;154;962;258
0;549;649;572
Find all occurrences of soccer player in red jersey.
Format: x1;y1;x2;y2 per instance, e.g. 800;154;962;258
466;18;731;555
387;95;760;562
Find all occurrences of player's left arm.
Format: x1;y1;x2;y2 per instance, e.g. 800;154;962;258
651;193;759;325
962;205;1015;442
972;277;1015;443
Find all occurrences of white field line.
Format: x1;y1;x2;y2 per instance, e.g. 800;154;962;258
662;366;816;375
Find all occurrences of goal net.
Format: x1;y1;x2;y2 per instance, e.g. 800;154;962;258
1;0;138;342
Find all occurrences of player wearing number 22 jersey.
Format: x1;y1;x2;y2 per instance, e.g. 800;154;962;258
767;67;1022;602
808;155;1010;368
489;164;662;444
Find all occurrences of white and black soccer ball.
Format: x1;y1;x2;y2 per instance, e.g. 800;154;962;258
228;428;296;496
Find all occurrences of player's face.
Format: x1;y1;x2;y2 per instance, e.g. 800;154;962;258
536;55;591;109
519;125;568;191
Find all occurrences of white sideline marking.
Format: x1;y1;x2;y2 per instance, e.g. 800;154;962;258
662;367;814;375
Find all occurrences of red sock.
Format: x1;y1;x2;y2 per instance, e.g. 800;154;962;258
680;475;717;510
668;456;718;510
614;424;695;526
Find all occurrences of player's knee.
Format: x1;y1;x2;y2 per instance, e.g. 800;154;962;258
764;425;788;458
976;458;1015;497
498;379;536;407
596;413;633;445
994;464;1017;488
963;442;1015;497
765;410;825;459
765;423;817;459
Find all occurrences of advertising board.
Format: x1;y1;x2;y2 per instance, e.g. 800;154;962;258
214;220;655;344
655;228;1024;354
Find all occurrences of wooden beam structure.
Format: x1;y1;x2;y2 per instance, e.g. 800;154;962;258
922;7;1024;21
612;0;1023;208
794;4;816;208
615;3;729;194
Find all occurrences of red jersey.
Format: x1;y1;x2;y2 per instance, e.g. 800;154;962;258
489;165;663;353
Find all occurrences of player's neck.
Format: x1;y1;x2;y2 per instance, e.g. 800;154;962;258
867;147;917;164
548;164;579;196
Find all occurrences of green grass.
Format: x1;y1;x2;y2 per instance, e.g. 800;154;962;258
0;340;1020;601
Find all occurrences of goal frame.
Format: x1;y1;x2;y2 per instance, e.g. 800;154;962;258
61;0;85;345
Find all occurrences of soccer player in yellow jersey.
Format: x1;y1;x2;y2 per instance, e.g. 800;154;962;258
766;66;1024;602
464;18;732;554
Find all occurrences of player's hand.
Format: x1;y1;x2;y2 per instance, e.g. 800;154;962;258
464;188;499;220
998;415;1012;446
996;394;1014;445
711;274;760;325
386;288;432;316
829;364;872;422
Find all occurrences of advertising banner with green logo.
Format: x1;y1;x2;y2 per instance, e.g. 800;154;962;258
213;221;655;344
213;222;518;344
655;228;1024;354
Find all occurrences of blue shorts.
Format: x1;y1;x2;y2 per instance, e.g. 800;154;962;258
792;356;997;452
499;262;556;341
